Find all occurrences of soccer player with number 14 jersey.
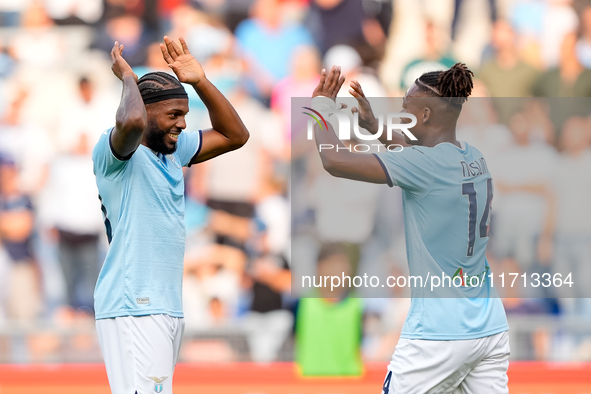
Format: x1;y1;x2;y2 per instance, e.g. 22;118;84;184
311;63;509;394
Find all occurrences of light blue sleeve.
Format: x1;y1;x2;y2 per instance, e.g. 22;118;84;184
374;146;434;198
92;128;128;179
176;130;202;167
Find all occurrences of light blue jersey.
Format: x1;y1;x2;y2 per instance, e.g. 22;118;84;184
374;142;508;340
92;128;202;320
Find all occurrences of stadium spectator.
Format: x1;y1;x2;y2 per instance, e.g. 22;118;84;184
0;88;54;195
311;164;380;272
295;243;363;376
400;21;457;92
456;97;513;169
552;167;591;361
197;81;282;253
552;117;591;311
134;41;171;76
517;98;557;145
532;33;591;131
243;169;292;363
0;40;16;79
0;157;41;323
533;32;591;97
0;0;29;27
56;77;117;154
101;0;151;23
235;0;314;103
0;243;10;326
492;111;558;294
93;13;152;67
44;0;103;25
510;0;579;67
271;45;321;143
362;297;410;361
479;20;540;94
575;1;591;68
325;44;387;97
41;130;104;311
183;242;244;330
165;4;208;42
452;0;497;41
304;0;388;62
9;1;65;69
541;0;579;68
478;20;540;124
185;23;240;122
186;23;234;65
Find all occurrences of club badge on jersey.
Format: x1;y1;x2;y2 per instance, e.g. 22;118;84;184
148;376;168;393
167;155;181;169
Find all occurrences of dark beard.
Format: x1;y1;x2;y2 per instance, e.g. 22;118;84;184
145;119;177;155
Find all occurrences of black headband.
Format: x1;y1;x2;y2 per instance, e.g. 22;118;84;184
414;78;463;106
414;78;441;96
141;87;188;104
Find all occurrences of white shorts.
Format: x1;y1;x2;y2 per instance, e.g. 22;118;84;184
96;314;185;394
382;331;510;394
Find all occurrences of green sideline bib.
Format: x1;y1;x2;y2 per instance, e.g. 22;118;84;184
296;297;363;376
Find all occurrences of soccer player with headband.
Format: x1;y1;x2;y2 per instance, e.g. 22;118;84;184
93;37;249;394
311;64;509;394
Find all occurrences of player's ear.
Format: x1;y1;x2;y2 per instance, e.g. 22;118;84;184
422;107;431;124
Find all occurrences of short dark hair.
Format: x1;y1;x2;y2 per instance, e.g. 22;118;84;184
137;72;182;98
415;63;474;107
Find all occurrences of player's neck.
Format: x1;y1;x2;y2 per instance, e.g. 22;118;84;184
420;131;459;148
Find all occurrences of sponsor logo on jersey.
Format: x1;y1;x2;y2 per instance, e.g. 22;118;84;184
452;266;490;287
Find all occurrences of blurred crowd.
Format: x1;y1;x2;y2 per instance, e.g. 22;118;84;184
0;0;590;365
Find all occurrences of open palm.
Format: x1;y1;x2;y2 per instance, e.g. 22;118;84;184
111;41;137;82
160;36;205;85
349;80;379;133
312;66;345;100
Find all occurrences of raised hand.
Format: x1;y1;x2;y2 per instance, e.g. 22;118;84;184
160;36;205;85
111;41;137;82
312;66;346;101
349;80;379;133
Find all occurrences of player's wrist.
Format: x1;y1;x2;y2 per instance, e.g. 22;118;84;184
311;96;337;113
366;119;380;134
190;75;208;89
122;72;137;83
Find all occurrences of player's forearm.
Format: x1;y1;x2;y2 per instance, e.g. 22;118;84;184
314;122;368;179
314;122;388;184
191;78;249;149
314;120;348;174
115;75;146;131
113;74;147;156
